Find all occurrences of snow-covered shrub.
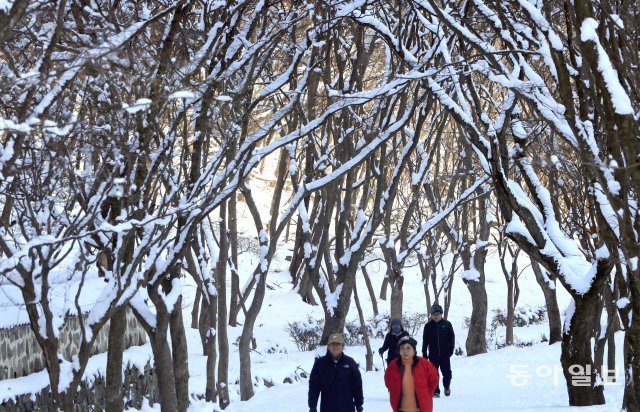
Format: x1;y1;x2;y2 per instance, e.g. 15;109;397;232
402;312;430;336
286;311;434;350
285;317;368;350
265;343;287;354
490;305;547;329
286;316;323;351
367;313;390;338
514;305;546;326
487;305;549;350
464;305;548;333
344;320;366;346
514;338;534;348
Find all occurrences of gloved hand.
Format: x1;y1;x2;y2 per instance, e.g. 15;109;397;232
378;348;384;356
309;408;317;412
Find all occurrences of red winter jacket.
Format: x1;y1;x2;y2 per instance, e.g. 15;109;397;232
384;356;439;412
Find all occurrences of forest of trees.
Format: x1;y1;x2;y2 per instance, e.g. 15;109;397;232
0;0;638;411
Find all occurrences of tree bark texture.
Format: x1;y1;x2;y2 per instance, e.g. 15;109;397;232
105;306;126;412
465;277;488;356
561;297;605;406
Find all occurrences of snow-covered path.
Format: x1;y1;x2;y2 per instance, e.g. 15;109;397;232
223;336;624;412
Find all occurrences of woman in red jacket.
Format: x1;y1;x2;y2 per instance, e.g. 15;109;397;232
384;336;439;412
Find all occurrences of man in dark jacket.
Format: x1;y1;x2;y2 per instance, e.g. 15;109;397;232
378;318;409;365
422;304;455;398
309;332;364;412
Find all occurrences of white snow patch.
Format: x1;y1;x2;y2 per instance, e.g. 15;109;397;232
616;297;630;309
123;98;152;114
168;90;196;100
580;18;633;115
462;268;481;282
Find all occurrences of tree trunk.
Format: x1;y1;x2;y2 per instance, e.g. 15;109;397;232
418;255;432;310
379;277;389;301
298;272;317;305
150;314;179;411
191;286;201;329
290;219;306;286
600;284;619;384
216;203;230;409
319;273;355;344
239;269;267;401
605;283;620;383
389;275;403;320
465;277;487;355
606;331;616;383
354;283;373;371
506;276;514;346
105;305;126;412
321;311;348;345
561;298;605;406
499;241;519;347
622;281;640;410
360;266;378;317
531;260;562;344
445;273;454;316
202;295;218;403
381;246;404;320
593;289;608;375
170;295;190;412
228;190;240;326
424;282;431;311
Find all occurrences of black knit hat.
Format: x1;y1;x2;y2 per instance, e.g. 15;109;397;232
397;335;418;351
431;304;443;314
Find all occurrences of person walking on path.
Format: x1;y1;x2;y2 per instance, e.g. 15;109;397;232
308;332;364;412
422;303;455;398
379;318;409;365
384;335;439;412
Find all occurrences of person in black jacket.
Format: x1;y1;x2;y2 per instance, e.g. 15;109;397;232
378;318;409;365
422;304;455;398
308;332;364;412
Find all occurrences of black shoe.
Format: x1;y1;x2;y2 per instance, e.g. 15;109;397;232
445;388;451;396
433;392;440;398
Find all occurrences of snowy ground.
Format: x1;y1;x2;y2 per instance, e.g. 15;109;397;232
222;338;625;412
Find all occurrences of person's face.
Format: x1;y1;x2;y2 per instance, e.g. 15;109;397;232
399;343;415;360
431;312;443;322
329;342;344;358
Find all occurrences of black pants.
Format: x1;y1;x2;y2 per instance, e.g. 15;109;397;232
428;356;452;392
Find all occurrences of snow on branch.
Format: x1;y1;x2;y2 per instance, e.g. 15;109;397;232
399;175;489;262
580;18;634;115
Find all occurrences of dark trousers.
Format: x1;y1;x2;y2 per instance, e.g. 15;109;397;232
429;356;452;392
